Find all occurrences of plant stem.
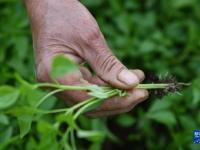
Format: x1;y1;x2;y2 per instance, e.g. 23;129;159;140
41;108;69;114
74;90;121;119
178;83;191;86
62;128;71;150
35;83;90;91
70;128;77;150
35;83;189;91
36;89;64;107
74;98;101;119
136;84;169;89
70;97;96;111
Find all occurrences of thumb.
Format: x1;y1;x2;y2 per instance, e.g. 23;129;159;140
85;49;139;89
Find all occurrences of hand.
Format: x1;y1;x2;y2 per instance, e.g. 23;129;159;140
25;0;149;117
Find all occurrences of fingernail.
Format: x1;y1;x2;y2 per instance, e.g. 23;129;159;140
118;69;139;86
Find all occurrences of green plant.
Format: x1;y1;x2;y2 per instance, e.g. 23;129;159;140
1;0;200;149
0;55;190;150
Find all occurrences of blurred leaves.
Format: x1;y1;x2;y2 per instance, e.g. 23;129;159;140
147;110;176;126
116;114;135;127
0;86;19;110
147;100;176;126
0;0;200;149
0;113;9;125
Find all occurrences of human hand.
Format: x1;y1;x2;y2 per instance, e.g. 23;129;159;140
25;0;148;117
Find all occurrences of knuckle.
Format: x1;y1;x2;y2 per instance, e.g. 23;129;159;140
131;69;145;82
36;63;48;82
81;26;103;47
122;106;134;113
137;69;145;80
137;90;149;103
127;103;137;112
142;90;149;99
35;52;52;83
94;51;124;77
86;27;101;41
120;99;133;110
137;89;149;99
97;53;117;74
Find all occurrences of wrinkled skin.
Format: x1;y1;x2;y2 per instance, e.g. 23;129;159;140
24;0;149;117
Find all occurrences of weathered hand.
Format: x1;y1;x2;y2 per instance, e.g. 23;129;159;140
25;0;148;116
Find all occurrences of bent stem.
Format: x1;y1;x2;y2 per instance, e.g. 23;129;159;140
36;89;65;107
74;98;101;119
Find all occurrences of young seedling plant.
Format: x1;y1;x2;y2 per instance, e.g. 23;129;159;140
2;55;190;150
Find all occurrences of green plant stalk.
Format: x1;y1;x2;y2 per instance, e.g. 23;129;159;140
74;89;124;119
41;108;69;114
136;84;169;89
35;82;190;115
35;83;189;91
36;89;65;107
35;83;91;91
70;128;77;150
69;97;97;111
74;98;101;119
39;98;97;115
15;81;189;149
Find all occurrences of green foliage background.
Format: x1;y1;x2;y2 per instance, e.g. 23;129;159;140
0;0;200;149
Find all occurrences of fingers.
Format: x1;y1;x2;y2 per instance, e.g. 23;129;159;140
80;66;108;86
37;51;148;117
79;66;148;117
86;51;139;89
80;67;145;87
36;52;92;104
130;69;145;82
80;26;139;89
87;89;149;117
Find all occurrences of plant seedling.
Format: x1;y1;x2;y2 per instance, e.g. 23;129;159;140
6;55;190;150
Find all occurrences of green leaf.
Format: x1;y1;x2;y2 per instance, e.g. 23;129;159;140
148;100;171;112
37;121;59;150
88;85;109;99
25;137;37;150
18;114;33;138
66;114;77;128
0;113;9;125
172;0;195;9
82;0;103;7
0;86;20;110
51;55;79;78
0;127;13;143
57;113;78;129
77;130;105;142
147;110;176;126
8;106;41;116
78;99;102;115
37;120;56;134
88;91;108;99
179;115;196;129
116;114;135;127
19;85;47;107
192;87;200;105
8;107;39;138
